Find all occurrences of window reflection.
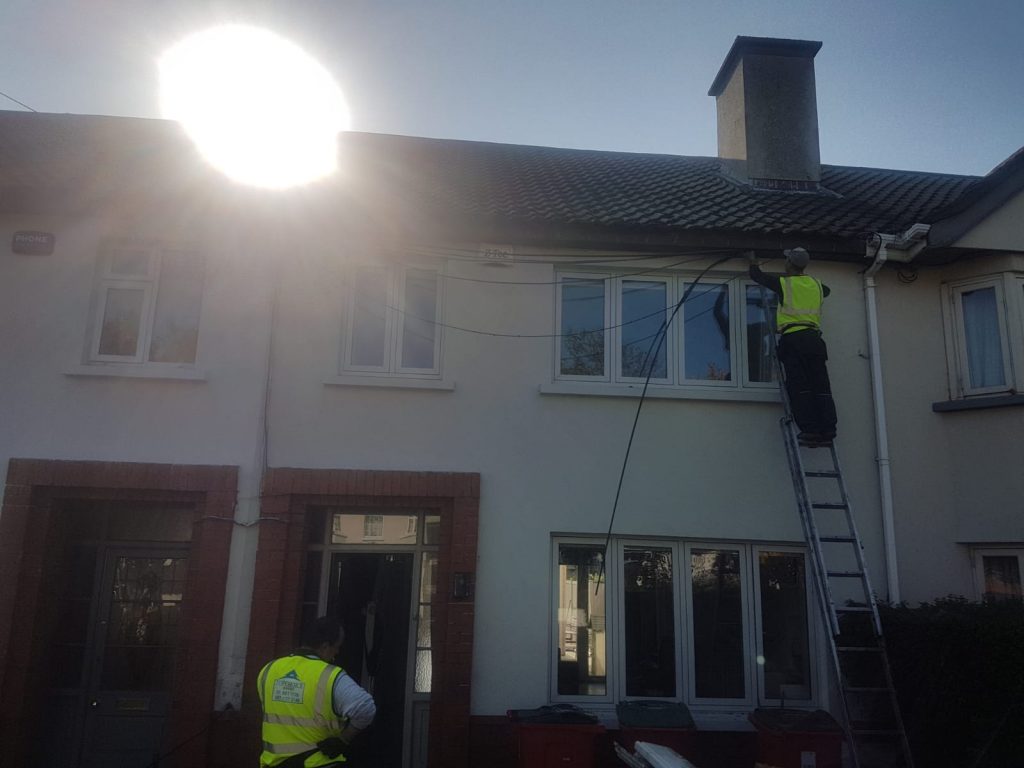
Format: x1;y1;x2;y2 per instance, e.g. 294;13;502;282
691;548;744;698
758;551;810;700
624;548;675;697
557;545;607;696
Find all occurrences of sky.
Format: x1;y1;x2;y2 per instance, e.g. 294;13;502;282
2;0;1023;176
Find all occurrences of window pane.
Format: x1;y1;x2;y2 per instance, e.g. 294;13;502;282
982;556;1022;602
420;553;438;604
350;268;388;367
621;281;668;378
560;279;606;376
556;544;607;696
691;548;745;698
623;547;675;697
98;287;145;356
746;285;778;383
149;251;203;363
423;514;441;545
759;552;810;700
401;270;438;369
330;513;417;545
684;283;731;381
960;287;1005;389
414;649;432;693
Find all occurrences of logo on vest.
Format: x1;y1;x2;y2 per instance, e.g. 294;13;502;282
271;670;306;704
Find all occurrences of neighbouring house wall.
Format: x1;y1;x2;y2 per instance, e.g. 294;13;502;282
952;190;1024;251
875;255;1024;604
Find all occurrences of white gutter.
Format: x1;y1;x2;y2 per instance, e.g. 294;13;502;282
862;226;929;603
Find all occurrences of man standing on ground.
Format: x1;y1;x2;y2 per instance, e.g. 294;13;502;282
748;247;838;445
258;616;376;767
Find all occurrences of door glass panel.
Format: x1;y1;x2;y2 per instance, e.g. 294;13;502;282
423;515;440;545
621;281;667;378
560;279;606;376
684;283;731;381
623;547;675;697
758;551;810;700
691;548;745;698
331;513;420;545
98;288;145;356
414;553;438;693
99;556;186;691
556;544;607;696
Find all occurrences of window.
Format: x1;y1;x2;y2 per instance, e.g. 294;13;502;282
972;548;1023;602
363;514;384;540
552;538;815;707
343;265;442;377
90;243;204;364
556;272;776;391
943;274;1024;398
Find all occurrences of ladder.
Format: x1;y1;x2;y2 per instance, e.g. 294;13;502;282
777;375;915;768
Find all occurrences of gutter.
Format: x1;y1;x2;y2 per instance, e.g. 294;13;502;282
862;224;929;603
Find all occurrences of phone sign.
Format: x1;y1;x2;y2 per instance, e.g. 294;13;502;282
12;231;56;255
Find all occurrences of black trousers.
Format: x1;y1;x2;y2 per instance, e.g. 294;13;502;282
778;329;837;434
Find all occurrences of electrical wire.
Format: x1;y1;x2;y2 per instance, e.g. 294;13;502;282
0;89;36;112
595;254;736;591
400;255;711;286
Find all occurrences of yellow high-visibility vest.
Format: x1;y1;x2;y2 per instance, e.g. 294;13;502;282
777;276;824;334
258;655;347;767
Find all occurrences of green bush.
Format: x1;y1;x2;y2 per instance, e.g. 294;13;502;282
879;597;1024;768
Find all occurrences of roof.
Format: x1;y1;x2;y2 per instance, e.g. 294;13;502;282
0;111;999;252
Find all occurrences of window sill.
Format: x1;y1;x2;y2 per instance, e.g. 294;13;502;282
65;363;207;381
540;381;781;403
325;374;455;391
932;393;1024;412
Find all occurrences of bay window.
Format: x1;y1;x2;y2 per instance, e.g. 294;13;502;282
552;538;817;708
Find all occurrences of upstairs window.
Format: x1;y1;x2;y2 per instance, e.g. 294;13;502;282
943;274;1024;398
90;243;204;365
556;273;776;390
343;265;442;377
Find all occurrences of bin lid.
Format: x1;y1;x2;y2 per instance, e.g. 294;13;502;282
507;704;599;725
748;708;842;733
616;700;695;729
635;742;699;768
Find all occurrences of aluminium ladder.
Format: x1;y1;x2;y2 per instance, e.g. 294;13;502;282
775;360;915;768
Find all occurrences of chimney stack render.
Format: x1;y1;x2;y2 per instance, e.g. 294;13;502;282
709;36;823;190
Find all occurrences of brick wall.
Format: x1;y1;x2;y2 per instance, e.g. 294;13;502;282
238;468;480;768
0;459;237;767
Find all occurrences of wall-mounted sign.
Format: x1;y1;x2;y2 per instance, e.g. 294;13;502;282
12;231;56;255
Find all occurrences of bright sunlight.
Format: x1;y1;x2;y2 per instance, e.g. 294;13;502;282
159;25;351;189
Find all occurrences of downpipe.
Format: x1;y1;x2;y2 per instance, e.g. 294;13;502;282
863;234;901;603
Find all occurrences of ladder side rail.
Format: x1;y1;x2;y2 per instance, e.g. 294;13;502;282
828;442;883;637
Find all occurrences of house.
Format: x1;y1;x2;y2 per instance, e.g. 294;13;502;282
1;35;1021;768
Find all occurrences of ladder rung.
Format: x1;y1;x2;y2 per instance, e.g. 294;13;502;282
812;502;848;510
827;570;865;578
819;535;856;543
836;606;873;613
805;470;840;478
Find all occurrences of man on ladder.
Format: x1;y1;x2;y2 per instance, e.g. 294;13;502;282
749;247;837;446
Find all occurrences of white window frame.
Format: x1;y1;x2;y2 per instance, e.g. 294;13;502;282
942;273;1024;398
683;541;754;707
551;536;818;710
971;547;1024;601
88;242;203;366
751;544;818;707
554;271;777;394
555;273;612;382
342;263;444;378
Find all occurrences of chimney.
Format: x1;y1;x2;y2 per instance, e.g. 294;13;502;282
708;36;823;190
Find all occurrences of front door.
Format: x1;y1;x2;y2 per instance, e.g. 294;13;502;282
328;552;413;768
42;548;188;768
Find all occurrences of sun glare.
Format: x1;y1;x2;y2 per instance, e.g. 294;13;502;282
159;25;351;189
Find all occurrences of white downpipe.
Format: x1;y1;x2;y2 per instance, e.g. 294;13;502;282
863;236;901;603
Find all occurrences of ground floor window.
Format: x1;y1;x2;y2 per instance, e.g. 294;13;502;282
972;547;1024;602
552;538;815;708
